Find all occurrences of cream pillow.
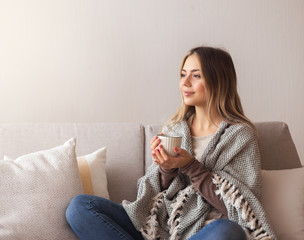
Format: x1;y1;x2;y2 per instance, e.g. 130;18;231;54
261;167;304;240
4;146;109;199
0;138;82;239
77;147;109;199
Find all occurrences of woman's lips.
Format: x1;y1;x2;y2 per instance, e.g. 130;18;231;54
184;91;194;96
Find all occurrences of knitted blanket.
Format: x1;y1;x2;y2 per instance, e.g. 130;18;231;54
123;120;277;240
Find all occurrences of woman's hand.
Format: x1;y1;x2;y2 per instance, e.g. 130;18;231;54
150;135;162;154
152;142;193;171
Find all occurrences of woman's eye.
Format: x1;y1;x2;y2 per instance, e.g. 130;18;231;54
180;73;186;78
193;74;201;78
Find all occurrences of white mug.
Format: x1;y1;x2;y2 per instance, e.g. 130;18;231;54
157;134;182;157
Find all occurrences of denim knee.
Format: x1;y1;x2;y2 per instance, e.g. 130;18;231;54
66;194;91;225
213;219;247;240
190;219;247;240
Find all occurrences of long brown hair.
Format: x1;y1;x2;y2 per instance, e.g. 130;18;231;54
164;46;255;130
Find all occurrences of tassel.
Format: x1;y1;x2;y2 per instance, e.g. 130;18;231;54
168;185;195;240
212;174;273;240
141;191;165;240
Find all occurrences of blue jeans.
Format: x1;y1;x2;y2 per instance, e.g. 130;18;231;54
66;194;247;240
189;219;247;240
66;194;144;240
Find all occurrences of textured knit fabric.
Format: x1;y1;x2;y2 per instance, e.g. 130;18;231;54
122;119;277;240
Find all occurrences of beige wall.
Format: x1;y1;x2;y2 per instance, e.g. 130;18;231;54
0;0;303;164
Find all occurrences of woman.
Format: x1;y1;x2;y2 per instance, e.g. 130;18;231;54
66;46;276;240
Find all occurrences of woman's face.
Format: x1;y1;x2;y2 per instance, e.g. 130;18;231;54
180;54;208;107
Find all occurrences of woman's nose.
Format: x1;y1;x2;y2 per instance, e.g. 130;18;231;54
183;76;191;86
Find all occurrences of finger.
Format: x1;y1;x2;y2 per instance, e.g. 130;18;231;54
154;148;164;164
153;155;160;163
152;149;156;158
174;147;181;154
150;136;158;145
152;150;159;163
153;157;160;164
152;148;159;157
150;137;161;151
158;145;169;161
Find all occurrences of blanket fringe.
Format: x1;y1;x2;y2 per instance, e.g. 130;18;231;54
140;186;195;240
140;191;165;240
212;174;273;240
168;185;196;240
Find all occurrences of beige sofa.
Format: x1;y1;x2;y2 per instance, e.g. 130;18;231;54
0;121;303;239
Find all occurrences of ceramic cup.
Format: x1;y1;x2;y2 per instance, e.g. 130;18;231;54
157;134;182;157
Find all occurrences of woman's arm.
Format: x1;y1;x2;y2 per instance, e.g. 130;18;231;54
158;157;228;217
180;159;228;216
158;167;178;190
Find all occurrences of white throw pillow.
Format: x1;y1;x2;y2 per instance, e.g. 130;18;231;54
4;146;109;199
77;147;109;199
0;138;82;240
261;167;304;240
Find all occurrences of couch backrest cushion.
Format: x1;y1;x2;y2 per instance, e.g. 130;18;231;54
0;123;145;203
255;121;301;170
145;122;301;171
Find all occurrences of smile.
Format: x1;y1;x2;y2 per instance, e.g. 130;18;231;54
184;91;194;96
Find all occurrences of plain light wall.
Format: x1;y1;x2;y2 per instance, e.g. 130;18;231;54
0;0;303;164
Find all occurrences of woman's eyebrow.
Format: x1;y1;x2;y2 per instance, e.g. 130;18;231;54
182;69;200;72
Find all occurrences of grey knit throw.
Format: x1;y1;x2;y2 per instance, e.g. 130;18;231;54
123;120;277;240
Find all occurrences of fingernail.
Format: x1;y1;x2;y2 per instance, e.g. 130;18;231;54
174;147;178;152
